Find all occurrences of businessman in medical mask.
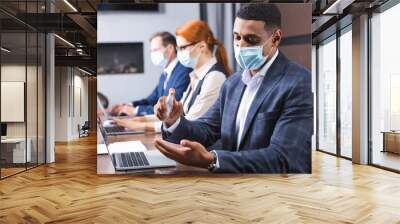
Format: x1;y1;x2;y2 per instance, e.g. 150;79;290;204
153;4;313;173
110;32;191;116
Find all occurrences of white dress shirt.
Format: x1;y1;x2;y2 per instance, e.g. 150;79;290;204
181;57;226;121
152;58;179;131
134;57;178;125
163;58;178;90
235;50;279;149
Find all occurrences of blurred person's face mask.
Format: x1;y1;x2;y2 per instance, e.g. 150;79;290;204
151;49;168;67
234;35;274;70
177;43;201;69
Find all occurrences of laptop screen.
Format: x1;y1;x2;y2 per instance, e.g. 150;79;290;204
97;119;108;145
1;123;7;137
97;95;109;121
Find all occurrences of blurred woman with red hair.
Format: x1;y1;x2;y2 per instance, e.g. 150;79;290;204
175;20;232;120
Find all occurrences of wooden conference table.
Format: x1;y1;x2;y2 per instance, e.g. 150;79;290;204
97;131;208;175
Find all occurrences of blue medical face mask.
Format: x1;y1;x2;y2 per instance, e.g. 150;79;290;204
177;43;201;69
234;36;273;70
151;49;168;67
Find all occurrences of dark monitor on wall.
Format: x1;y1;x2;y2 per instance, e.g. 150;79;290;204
1;123;7;137
97;42;144;75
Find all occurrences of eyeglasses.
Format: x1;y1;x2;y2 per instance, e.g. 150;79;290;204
176;42;198;52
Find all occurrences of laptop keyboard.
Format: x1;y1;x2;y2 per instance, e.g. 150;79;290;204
114;152;150;168
104;126;125;133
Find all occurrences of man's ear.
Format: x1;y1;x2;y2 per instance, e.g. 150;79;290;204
166;44;175;56
273;29;282;46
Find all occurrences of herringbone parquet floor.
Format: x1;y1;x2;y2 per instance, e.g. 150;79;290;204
1;135;400;224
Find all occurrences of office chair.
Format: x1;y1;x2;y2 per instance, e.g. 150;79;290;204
79;121;90;138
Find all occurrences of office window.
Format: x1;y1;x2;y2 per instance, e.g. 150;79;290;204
317;36;337;154
371;2;400;171
1;29;28;178
0;1;46;179
339;27;352;158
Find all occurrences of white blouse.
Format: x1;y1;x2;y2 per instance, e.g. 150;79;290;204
181;57;226;121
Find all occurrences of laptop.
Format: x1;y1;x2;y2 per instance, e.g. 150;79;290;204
98;121;176;171
97;96;144;136
1;123;7;140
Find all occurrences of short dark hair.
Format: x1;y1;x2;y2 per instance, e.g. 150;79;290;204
236;3;281;31
149;31;177;52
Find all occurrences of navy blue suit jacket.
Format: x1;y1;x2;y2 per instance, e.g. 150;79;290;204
162;52;313;173
133;62;191;115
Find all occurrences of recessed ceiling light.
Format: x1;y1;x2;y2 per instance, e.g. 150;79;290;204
78;67;93;76
1;47;11;53
54;34;75;48
322;0;354;15
63;0;78;12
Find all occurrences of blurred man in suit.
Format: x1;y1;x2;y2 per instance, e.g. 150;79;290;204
153;4;313;173
110;32;191;116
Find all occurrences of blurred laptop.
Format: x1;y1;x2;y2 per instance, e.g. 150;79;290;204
98;122;176;171
97;96;144;136
1;123;7;140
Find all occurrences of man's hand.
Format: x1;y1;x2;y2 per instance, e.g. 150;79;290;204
118;105;136;116
113;118;154;132
132;116;148;122
154;138;214;169
97;109;106;122
154;90;183;127
109;103;124;115
109;103;136;116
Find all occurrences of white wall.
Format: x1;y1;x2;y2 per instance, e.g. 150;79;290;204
55;67;69;141
72;74;89;138
97;3;199;106
55;67;89;141
1;65;36;138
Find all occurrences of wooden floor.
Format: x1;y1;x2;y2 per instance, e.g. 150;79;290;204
1;163;45;178
372;150;400;171
1;167;26;177
1;135;400;223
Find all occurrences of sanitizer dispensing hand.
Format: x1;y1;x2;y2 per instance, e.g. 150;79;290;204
165;88;175;116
